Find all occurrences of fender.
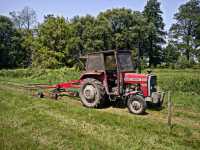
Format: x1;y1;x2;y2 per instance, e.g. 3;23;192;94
79;71;111;95
80;71;104;82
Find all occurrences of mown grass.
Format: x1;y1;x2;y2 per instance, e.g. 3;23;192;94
0;68;200;149
0;84;199;150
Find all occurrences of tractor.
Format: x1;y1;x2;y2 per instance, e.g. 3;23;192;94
36;50;164;115
79;50;165;114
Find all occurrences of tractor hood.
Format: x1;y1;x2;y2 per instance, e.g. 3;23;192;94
123;73;157;97
123;73;148;83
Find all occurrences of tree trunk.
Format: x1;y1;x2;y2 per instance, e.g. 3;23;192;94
186;22;192;61
186;37;190;61
149;36;153;67
137;41;141;73
186;48;190;61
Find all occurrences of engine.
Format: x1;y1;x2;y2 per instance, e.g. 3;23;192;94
123;73;164;104
124;73;149;96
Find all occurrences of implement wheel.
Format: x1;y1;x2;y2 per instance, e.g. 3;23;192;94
79;78;106;108
37;91;44;98
50;93;58;100
127;95;146;115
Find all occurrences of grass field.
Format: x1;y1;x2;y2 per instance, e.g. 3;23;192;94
0;68;200;149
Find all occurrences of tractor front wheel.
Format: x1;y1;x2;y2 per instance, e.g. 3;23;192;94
127;95;146;115
79;78;106;108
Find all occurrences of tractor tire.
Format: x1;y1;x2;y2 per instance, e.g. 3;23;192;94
79;78;106;108
127;95;146;115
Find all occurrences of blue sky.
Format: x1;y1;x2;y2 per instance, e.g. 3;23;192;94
0;0;188;30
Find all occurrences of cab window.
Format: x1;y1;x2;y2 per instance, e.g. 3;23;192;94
104;54;117;70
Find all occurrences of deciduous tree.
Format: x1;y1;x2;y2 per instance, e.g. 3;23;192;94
143;0;166;67
0;16;26;68
170;0;200;61
32;15;71;68
9;6;37;30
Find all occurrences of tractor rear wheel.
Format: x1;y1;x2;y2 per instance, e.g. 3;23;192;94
79;78;106;108
127;95;146;115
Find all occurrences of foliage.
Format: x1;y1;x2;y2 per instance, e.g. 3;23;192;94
0;15;27;68
1;1;200;69
169;0;200;61
32;8;154;69
175;55;197;69
143;0;166;67
163;43;180;66
32;15;71;68
9;6;37;30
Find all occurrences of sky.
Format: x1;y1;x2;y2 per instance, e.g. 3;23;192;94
0;0;189;30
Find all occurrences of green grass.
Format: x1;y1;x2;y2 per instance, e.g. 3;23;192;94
0;67;80;84
154;69;200;95
0;68;200;149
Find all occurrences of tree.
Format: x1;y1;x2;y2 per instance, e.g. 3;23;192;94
98;9;150;53
163;42;180;66
90;17;112;51
65;9;152;69
128;12;152;72
20;30;35;67
196;18;200;62
2;6;171;69
0;15;26;68
32;15;71;68
170;0;200;61
0;16;13;68
143;0;166;67
98;8;135;49
9;6;37;67
9;6;37;30
71;15;97;54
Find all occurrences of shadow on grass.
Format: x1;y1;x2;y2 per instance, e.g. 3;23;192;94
146;102;165;111
50;96;157;116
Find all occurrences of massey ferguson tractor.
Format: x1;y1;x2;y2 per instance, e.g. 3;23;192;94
37;50;165;115
78;50;165;114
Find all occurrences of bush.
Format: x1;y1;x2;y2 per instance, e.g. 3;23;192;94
175;56;191;69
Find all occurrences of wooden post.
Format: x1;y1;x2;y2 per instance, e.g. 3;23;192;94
167;91;172;128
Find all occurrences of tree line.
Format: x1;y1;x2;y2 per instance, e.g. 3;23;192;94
0;0;200;69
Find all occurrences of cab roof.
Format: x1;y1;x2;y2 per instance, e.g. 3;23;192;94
80;50;131;59
87;50;131;55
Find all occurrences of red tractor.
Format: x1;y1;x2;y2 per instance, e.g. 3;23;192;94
37;50;164;115
79;50;165;114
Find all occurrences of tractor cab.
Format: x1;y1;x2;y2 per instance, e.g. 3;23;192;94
82;50;134;94
85;50;134;72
